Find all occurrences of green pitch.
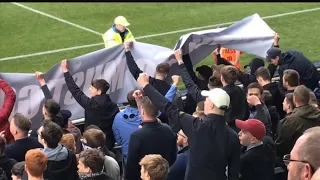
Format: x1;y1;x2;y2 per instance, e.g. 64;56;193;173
1;3;320;88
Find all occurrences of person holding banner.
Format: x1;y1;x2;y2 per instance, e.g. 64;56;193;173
0;79;16;144
102;16;135;49
60;60;119;150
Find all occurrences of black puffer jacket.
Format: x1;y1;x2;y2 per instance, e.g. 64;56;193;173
277;50;320;91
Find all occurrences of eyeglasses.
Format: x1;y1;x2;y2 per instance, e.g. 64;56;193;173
177;133;187;138
283;154;315;173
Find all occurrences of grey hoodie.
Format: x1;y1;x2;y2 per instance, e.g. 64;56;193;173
42;144;68;161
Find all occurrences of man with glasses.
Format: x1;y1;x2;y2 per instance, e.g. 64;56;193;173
167;130;189;180
284;126;320;180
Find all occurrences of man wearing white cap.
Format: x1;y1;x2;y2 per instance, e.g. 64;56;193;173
102;16;135;48
137;73;240;180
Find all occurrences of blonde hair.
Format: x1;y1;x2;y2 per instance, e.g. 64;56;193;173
139;154;169;180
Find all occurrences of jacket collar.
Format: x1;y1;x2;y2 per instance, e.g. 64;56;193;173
141;120;160;127
112;24;128;35
246;141;263;152
178;146;189;154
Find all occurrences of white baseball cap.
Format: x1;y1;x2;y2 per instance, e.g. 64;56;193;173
114;16;130;27
201;88;230;110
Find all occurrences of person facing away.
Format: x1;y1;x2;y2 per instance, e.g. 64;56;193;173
285;127;320;180
37;121;79;180
78;149;115;180
282;69;301;94
24;149;47;180
236;119;275;180
102;16;135;49
136;72;240;180
5;113;42;162
125;92;177;180
11;161;25;180
112;90;142;164
139;154;169;180
60;59;119;150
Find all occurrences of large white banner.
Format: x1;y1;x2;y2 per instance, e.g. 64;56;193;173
0;13;274;128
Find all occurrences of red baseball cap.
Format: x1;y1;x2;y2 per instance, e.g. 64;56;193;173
235;119;266;140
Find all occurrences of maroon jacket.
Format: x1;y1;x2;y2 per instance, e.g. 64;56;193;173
0;80;15;143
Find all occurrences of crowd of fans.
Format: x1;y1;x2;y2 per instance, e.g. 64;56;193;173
0;33;320;180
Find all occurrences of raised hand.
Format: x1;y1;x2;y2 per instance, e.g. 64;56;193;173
61;59;69;73
171;75;180;86
174;49;183;64
137;73;149;88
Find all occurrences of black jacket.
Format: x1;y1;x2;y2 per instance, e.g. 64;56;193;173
64;72;119;150
179;63;249;132
263;82;286;119
5;137;43;162
143;84;240;180
249;104;272;137
240;143;275;180
43;148;79;180
0;154;17;180
182;54;209;114
276;105;320;158
125;51;170;96
125;121;177;180
125;51;170;123
277;50;319;91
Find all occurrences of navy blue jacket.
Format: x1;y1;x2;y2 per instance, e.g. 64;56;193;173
167;146;189;180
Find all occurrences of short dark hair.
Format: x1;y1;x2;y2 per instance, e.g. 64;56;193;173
91;79;110;94
40;121;63;148
127;89;137;107
79;149;105;173
13;113;31;136
44;99;60;118
141;96;158;118
156;63;170;75
256;67;271;81
208;75;222;89
0;136;6;154
220;65;239;84
293;85;310;106
262;90;273;106
247;82;263;95
83;128;105;148
285;93;296;109
11;161;25;177
283;69;300;87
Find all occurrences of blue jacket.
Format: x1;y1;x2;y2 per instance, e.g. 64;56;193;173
112;107;141;162
167;146;189;180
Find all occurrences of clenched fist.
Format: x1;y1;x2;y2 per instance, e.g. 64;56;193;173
171;75;180;86
137;73;149;88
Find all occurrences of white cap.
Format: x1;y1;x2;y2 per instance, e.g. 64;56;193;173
201;88;230;110
114;16;130;27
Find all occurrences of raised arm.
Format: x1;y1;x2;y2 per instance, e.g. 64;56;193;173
35;72;53;100
61;60;91;109
137;73;196;138
124;41;143;80
175;50;205;103
0;80;16;121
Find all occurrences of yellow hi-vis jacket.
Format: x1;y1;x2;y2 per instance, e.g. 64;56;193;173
102;26;135;49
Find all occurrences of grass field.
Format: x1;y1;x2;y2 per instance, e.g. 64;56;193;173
1;2;320;81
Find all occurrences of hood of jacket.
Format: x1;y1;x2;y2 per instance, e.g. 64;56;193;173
249;58;265;75
42;144;68;161
121;107;141;122
293;104;320;120
279;50;300;65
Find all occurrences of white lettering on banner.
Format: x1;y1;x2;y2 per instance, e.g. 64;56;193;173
104;60;126;93
93;64;105;80
64;71;85;105
17;85;41;118
188;36;205;53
